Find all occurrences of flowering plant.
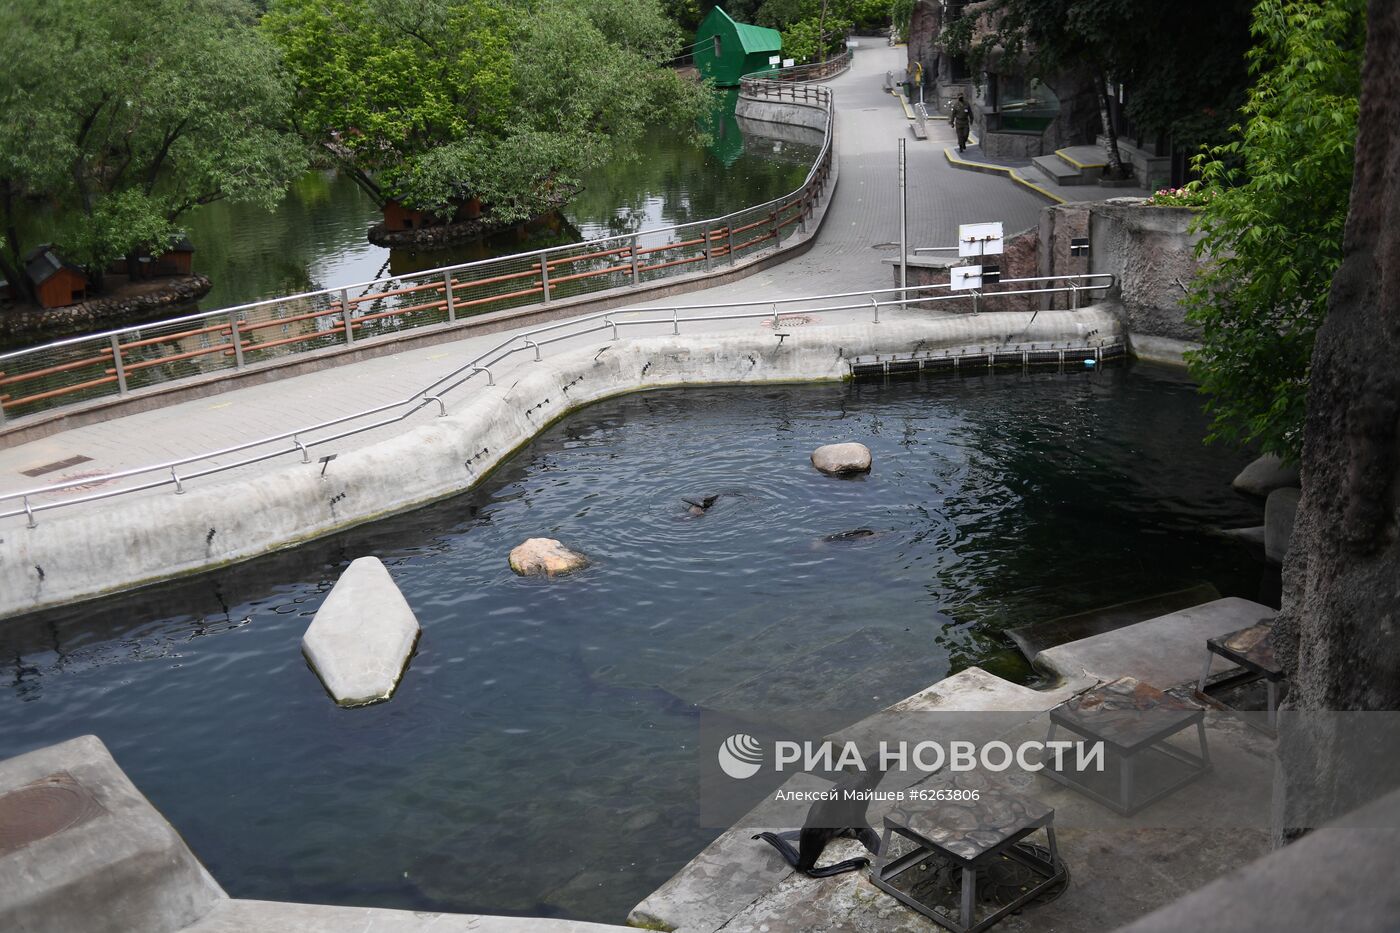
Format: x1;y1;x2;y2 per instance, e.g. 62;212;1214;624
1147;185;1213;207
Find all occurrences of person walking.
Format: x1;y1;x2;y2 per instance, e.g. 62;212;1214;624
949;94;973;153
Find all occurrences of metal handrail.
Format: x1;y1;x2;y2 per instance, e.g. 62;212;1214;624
1;274;1116;524
0;68;839;424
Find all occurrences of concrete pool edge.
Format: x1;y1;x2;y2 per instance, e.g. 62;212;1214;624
0;308;1121;621
0;736;639;933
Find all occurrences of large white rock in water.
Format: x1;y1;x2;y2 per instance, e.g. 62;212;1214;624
509;537;589;576
1233;454;1301;497
811;442;872;475
303;556;420;707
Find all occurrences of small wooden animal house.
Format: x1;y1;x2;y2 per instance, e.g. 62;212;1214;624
694;7;782;87
24;245;87;309
150;235;194;276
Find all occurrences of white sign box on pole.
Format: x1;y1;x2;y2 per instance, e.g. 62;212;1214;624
950;265;982;291
958;221;1004;257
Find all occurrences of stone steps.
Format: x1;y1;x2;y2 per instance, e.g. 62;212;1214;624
1030;154;1088;186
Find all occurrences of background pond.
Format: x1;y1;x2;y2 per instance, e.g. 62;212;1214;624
0;365;1270;922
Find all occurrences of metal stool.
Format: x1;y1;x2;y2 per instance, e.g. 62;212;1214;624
1196;621;1286;734
871;777;1065;933
1042;676;1210;816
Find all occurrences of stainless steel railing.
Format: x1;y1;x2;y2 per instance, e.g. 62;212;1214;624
0;68;838;427
1;274;1116;525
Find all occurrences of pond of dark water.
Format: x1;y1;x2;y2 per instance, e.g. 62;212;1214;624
0;365;1269;922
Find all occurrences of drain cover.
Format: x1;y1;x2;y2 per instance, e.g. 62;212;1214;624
0;771;106;857
21;455;92;478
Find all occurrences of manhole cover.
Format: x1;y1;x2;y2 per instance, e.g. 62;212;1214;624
871;242;900;250
0;771;106;857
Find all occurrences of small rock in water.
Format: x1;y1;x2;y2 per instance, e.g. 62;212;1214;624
508;538;589;576
811;442;872;475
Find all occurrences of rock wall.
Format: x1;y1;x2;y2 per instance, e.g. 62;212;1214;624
906;1;941;92
1273;0;1400;836
1082;199;1205;351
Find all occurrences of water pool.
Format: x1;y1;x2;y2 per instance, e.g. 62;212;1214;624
0;365;1267;921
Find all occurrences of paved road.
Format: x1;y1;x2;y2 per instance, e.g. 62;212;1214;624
0;43;1047;528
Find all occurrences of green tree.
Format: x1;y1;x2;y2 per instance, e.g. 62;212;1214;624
265;0;711;225
1184;0;1366;461
0;0;306;296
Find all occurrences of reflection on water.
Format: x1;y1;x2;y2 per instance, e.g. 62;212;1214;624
184;93;820;310
0;366;1266;922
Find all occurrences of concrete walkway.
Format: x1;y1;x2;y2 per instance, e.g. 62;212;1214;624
0;42;1046;532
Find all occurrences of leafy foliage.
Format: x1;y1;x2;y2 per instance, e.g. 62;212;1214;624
265;0;712;222
0;0;306;291
781;15;854;63
1184;0;1365;461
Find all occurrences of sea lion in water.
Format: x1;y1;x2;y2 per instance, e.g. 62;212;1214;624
822;529;880;542
753;754;885;878
682;494;720;516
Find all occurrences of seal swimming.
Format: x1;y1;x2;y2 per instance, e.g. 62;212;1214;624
822;528;880;542
752;753;885;877
681;494;720;516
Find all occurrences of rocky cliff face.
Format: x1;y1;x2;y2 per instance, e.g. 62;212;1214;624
906;1;940;89
1274;0;1400;836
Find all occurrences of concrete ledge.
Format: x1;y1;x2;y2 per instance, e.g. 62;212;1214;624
1111;787;1400;933
1128;332;1198;366
0;308;1120;620
186;900;634;933
1036;596;1277;687
0;735;226;933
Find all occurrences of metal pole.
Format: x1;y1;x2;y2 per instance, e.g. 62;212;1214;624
231;317;245;369
444;271;457;322
727;225;736;265
898;137;908;305
630;236;641;286
539;255;552;304
110;334;128;395
703;223;712;271
340;289;354;346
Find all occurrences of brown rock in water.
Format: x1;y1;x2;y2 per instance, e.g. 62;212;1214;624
811;443;872;475
1274;2;1400;839
508;538;589;576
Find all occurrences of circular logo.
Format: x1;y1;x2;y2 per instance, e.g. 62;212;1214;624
718;733;764;779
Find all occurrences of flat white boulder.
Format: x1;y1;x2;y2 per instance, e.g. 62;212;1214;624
509;538;589;576
1232;454;1300;497
303;556;420;707
811;442;872;475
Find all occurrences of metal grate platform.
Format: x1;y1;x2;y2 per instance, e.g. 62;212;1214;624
849;341;1126;379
